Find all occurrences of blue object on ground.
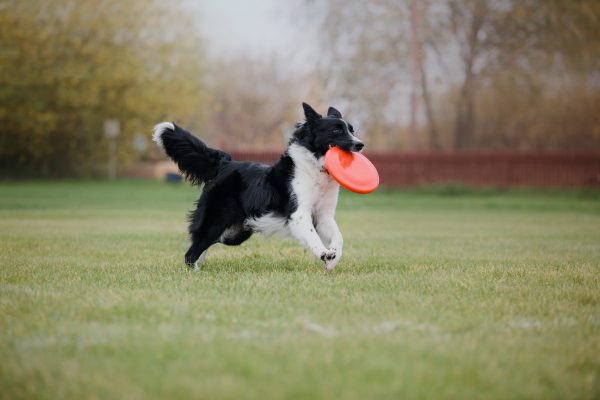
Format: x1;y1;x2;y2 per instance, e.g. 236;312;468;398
165;172;182;183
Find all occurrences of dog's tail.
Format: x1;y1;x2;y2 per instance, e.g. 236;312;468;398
152;122;231;185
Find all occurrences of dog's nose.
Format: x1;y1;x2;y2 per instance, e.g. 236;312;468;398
353;142;364;152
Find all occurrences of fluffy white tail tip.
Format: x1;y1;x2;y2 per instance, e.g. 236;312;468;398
152;122;175;147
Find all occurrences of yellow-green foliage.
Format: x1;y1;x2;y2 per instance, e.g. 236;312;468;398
473;72;600;150
0;0;207;177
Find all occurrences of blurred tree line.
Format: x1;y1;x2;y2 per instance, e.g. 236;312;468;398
201;56;300;151
1;0;598;178
306;0;600;151
0;0;207;177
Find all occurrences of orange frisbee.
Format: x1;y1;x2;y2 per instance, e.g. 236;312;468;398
325;147;379;194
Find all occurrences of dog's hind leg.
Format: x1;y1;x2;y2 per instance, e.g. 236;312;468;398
185;219;231;269
185;204;241;269
220;225;253;246
187;223;249;270
185;171;244;269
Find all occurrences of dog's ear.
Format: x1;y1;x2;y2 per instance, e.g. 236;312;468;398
302;102;322;122
327;106;342;118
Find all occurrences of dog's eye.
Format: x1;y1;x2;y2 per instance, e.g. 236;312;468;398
332;128;343;135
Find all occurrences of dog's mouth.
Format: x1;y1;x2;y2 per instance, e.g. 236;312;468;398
331;142;365;153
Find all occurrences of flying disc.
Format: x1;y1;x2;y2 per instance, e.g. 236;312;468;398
325;147;379;194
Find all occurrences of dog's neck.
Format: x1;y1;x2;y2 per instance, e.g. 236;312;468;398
287;143;327;175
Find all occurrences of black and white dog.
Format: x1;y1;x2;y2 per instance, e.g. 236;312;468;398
152;103;364;270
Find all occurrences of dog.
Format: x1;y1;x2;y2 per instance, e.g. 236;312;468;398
152;102;364;270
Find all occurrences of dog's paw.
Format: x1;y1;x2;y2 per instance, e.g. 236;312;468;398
320;249;339;271
320;249;336;261
185;250;207;271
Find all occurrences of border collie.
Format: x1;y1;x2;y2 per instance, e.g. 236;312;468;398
152;103;364;270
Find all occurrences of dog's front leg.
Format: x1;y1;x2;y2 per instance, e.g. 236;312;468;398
288;211;335;267
316;217;343;270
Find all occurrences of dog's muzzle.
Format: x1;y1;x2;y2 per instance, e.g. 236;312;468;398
352;142;365;152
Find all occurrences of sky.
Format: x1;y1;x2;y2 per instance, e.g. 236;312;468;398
194;0;310;65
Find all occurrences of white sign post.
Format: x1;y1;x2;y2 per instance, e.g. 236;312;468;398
104;119;120;180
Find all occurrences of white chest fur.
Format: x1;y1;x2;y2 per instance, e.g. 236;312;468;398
246;143;339;239
246;143;344;269
287;144;339;218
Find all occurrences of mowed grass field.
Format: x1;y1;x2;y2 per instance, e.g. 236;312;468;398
1;180;599;399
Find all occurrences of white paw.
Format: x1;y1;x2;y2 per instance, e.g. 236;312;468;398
320;249;340;271
192;251;207;271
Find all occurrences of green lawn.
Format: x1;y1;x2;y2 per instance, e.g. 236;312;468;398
1;181;599;399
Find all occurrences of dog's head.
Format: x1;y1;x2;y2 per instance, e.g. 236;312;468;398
292;102;364;157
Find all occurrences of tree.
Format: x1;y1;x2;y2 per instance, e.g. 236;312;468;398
447;0;490;150
202;56;301;150
300;0;599;151
301;0;448;150
303;0;413;149
0;0;207;177
465;0;600;149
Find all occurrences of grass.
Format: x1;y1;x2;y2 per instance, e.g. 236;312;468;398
1;180;599;399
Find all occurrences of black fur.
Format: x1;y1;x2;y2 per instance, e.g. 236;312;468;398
154;103;363;267
159;124;232;185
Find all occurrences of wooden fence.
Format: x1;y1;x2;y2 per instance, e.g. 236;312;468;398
228;151;600;188
128;151;600;188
